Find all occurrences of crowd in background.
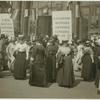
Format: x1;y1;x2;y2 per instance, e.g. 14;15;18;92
0;33;100;94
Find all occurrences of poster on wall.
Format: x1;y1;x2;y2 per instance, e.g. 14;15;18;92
52;11;72;42
0;14;14;40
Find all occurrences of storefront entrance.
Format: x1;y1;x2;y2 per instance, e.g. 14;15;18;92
37;16;52;37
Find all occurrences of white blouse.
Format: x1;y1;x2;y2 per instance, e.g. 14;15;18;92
15;43;28;52
15;43;29;59
57;46;71;56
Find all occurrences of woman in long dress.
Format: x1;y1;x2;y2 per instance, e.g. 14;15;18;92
29;39;47;87
46;38;58;83
6;38;16;72
56;40;75;88
13;35;29;80
94;39;100;94
74;40;84;71
81;41;94;81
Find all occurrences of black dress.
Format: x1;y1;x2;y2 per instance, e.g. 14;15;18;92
46;43;58;82
56;46;75;87
94;45;100;88
29;43;47;87
81;46;94;81
13;43;27;79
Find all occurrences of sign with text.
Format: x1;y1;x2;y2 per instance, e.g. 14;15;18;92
52;11;72;42
0;14;14;39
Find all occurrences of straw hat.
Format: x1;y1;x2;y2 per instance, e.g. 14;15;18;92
62;40;68;44
85;40;91;46
96;39;100;46
85;40;90;44
18;35;24;38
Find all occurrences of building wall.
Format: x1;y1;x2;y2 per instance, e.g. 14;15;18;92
79;2;100;37
4;1;100;39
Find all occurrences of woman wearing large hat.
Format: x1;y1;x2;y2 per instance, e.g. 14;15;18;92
13;35;29;79
56;40;75;88
46;37;58;83
94;39;100;94
29;37;48;87
81;40;94;81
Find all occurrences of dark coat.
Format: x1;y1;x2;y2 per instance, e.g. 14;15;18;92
46;43;58;82
29;43;47;87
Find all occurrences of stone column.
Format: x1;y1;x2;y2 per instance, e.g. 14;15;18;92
11;1;21;36
20;1;30;39
75;2;80;39
71;2;76;39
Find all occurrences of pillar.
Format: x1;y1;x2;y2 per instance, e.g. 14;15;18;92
71;2;76;39
75;2;81;39
20;1;30;39
11;1;21;36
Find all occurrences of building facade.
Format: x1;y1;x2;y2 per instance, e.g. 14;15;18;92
0;1;100;40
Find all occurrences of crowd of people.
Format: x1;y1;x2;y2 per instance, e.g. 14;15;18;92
0;33;100;95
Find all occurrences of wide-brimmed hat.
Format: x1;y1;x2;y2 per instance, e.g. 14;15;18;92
85;40;90;44
77;39;82;44
1;34;5;39
18;35;24;38
95;39;100;46
48;38;55;43
62;40;68;44
51;35;58;40
18;35;24;40
85;40;91;46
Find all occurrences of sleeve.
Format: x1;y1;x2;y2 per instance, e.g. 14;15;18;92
89;47;94;63
55;45;59;54
6;44;11;59
25;44;29;59
56;47;62;62
89;47;94;55
31;46;37;58
56;47;60;58
14;44;19;51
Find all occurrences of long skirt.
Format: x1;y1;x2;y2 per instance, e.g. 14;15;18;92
95;70;100;88
29;63;47;87
46;55;56;82
57;55;75;87
73;53;83;71
81;54;93;81
95;57;100;88
14;52;26;79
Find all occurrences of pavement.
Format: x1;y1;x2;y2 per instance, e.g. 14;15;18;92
0;70;100;98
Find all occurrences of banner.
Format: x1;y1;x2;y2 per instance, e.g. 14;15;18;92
52;11;72;42
0;14;14;39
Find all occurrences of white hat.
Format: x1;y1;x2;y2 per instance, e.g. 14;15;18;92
18;35;24;38
96;39;100;46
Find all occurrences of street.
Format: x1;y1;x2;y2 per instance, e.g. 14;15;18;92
0;71;100;98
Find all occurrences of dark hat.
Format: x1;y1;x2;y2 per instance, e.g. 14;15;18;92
85;40;90;44
95;39;100;46
18;35;24;38
62;40;68;44
49;38;55;43
77;39;82;44
85;40;90;46
52;35;58;40
18;35;25;41
1;34;5;38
